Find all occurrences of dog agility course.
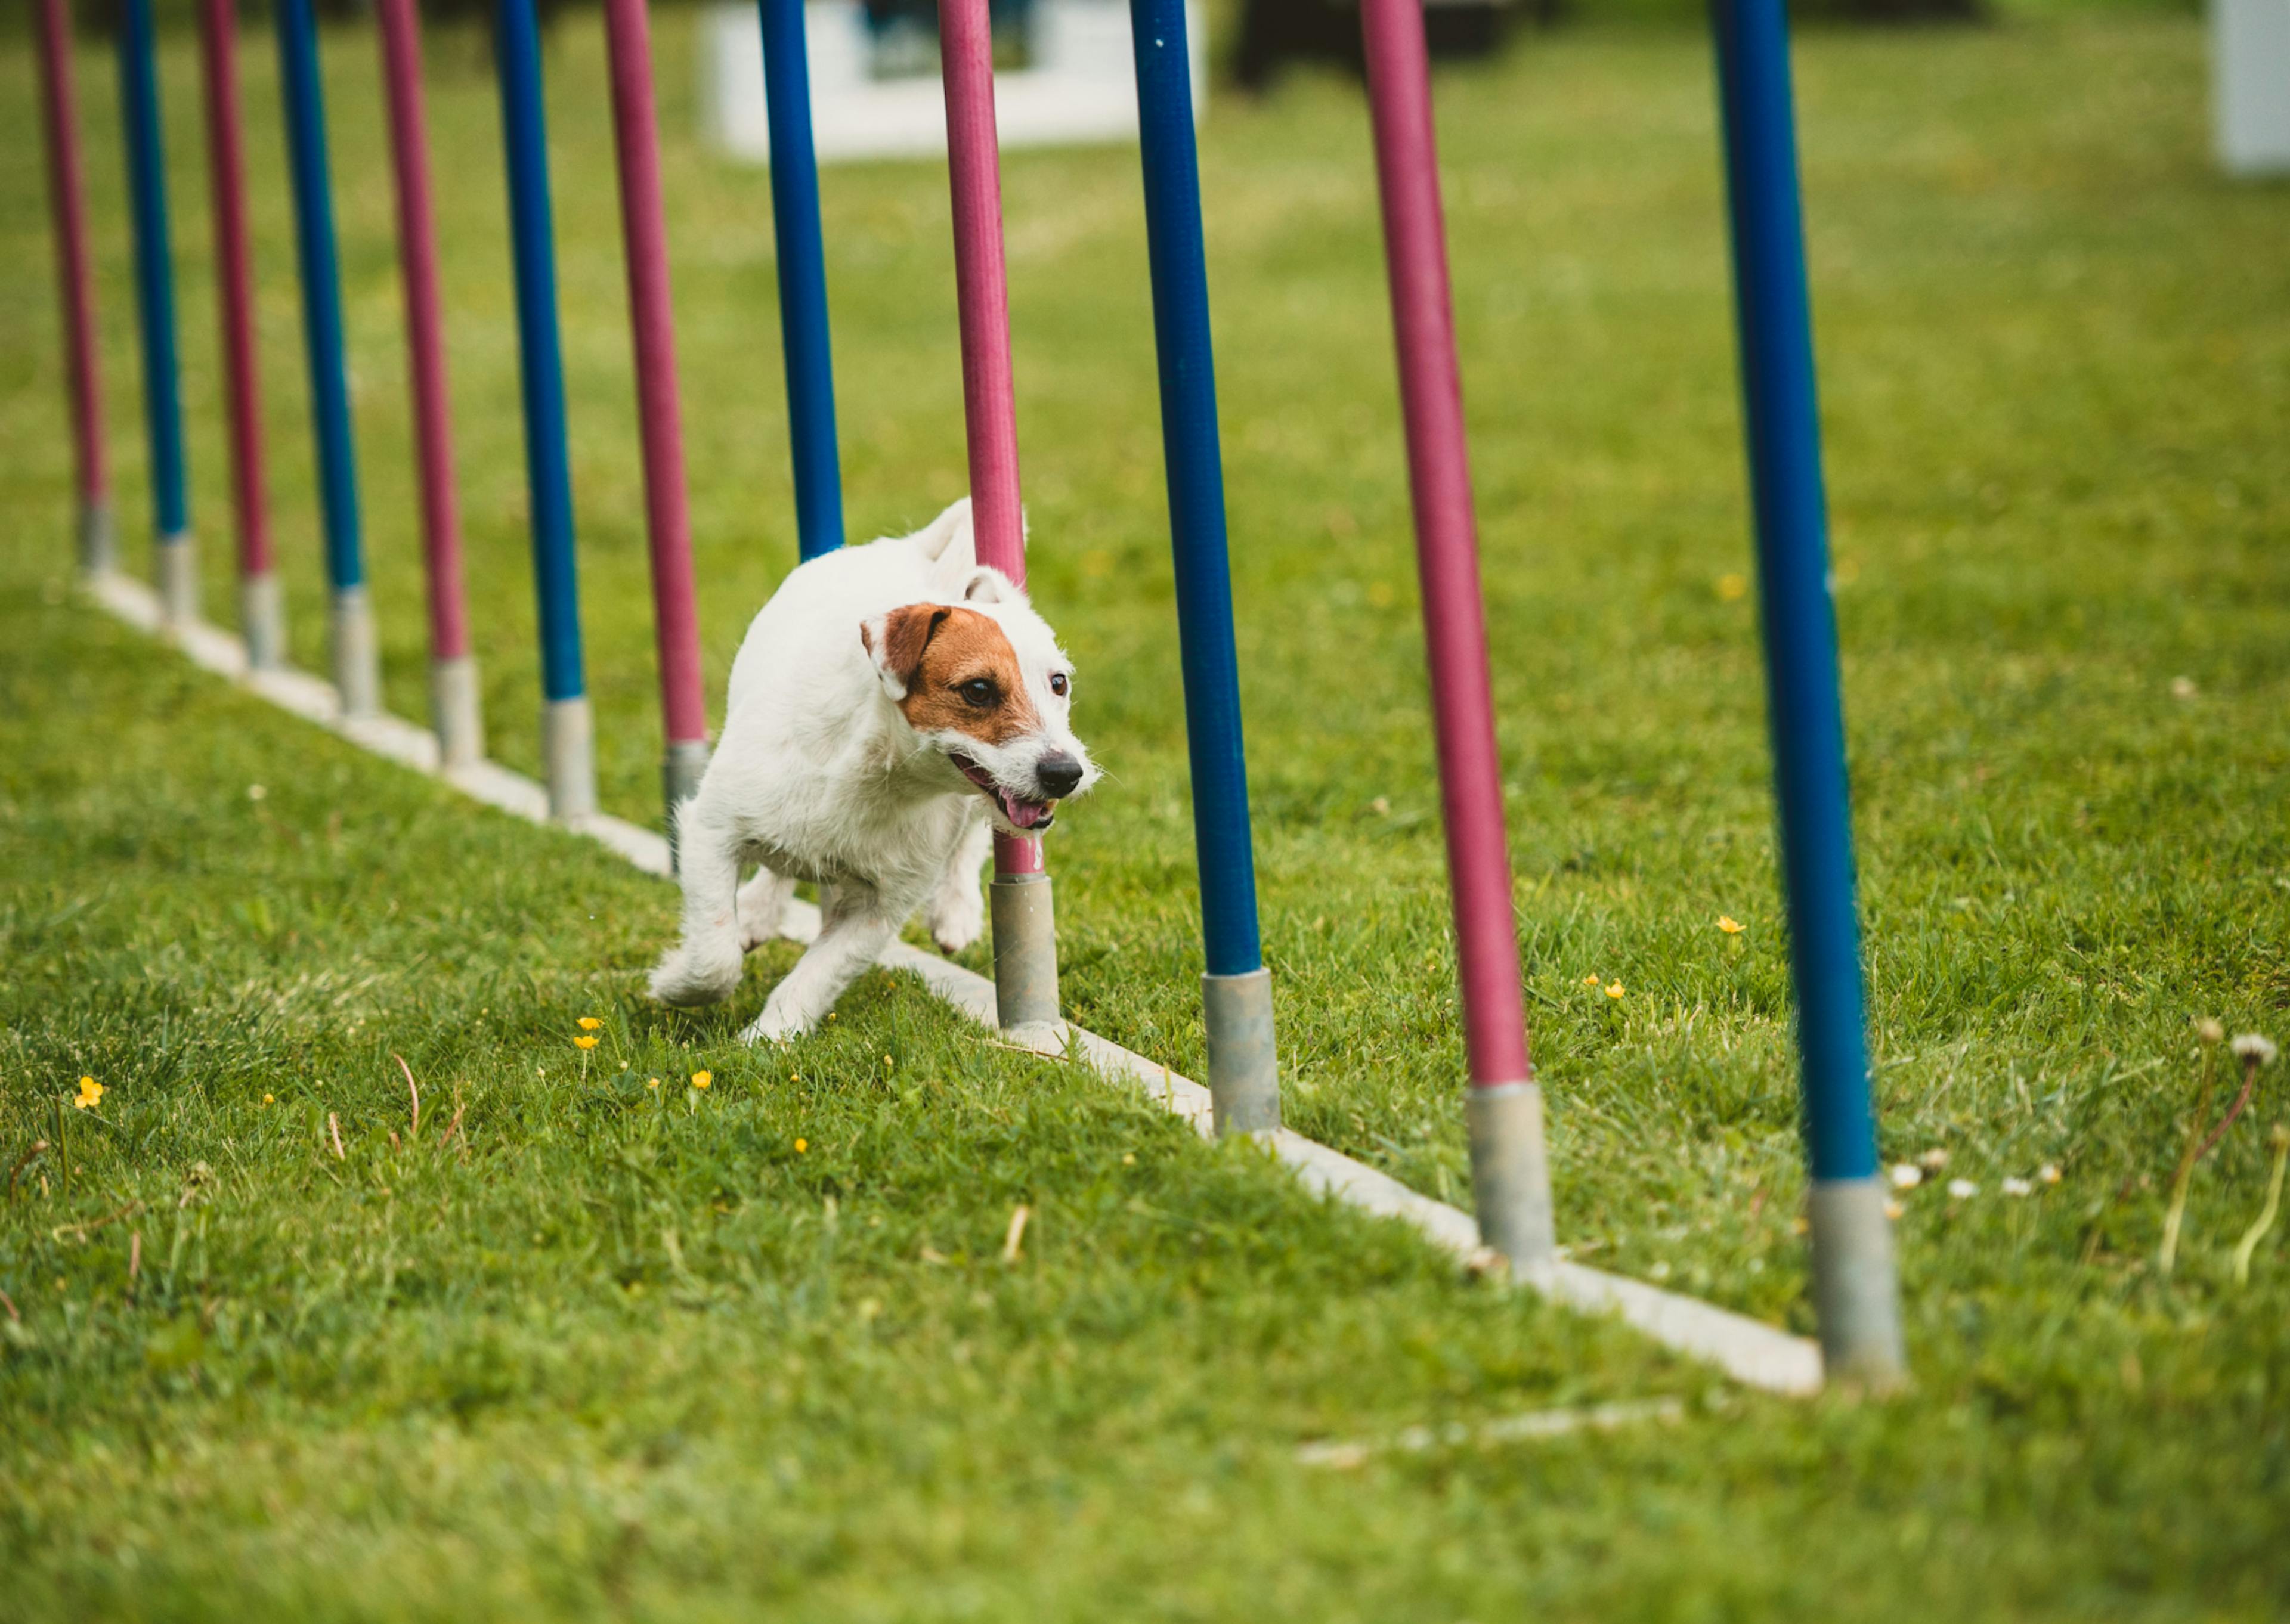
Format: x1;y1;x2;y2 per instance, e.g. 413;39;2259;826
28;0;1893;1387
6;4;2287;1615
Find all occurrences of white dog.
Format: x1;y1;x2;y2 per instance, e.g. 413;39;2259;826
648;499;1097;1042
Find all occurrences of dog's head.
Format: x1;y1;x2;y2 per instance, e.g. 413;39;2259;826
861;569;1098;836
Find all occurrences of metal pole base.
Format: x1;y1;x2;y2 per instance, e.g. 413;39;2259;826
662;738;710;872
1808;1176;1908;1389
990;870;1060;1031
239;571;286;672
78;500;116;578
156;533;199;628
1203;967;1280;1136
543;694;598;824
1466;1080;1555;1272
431;654;484;771
329;585;380;720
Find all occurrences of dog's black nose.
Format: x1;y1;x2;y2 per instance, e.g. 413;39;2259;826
1035;751;1084;799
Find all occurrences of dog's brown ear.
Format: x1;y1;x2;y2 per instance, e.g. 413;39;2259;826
861;604;951;701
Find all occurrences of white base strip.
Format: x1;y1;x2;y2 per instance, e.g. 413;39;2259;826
1296;1396;1688;1469
85;572;1825;1396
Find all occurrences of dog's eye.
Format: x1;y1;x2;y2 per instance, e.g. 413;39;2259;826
958;678;998;708
1049;672;1069;699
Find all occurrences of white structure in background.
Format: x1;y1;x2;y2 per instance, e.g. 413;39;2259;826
701;0;1205;165
2213;0;2290;173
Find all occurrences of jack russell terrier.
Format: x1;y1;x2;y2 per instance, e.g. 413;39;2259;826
647;498;1097;1042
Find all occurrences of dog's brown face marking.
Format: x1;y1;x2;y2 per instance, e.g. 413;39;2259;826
867;604;1041;746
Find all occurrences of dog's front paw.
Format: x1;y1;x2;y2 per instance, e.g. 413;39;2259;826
738;994;814;1046
925;885;985;955
648;942;743;1007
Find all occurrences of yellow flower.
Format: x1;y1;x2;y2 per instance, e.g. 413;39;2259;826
73;1076;103;1111
1582;974;1602;987
1605;983;1624;1000
573;1036;599;1050
576;1016;603;1031
1717;916;1745;934
647;1077;661;1090
691;1071;712;1090
794;1138;808;1154
1716;572;1749;602
262;1093;275;1106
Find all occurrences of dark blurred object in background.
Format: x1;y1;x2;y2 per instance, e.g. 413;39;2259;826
1234;0;1534;90
862;0;1039;75
1232;0;1979;89
58;0;1986;73
72;0;578;41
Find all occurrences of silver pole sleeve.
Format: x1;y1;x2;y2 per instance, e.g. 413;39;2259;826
156;532;199;627
661;738;710;872
1203;967;1280;1136
78;499;116;578
430;653;484;770
1808;1176;1908;1388
329;584;380;720
990;872;1060;1031
239;570;286;672
1467;1080;1555;1271
543;693;598;823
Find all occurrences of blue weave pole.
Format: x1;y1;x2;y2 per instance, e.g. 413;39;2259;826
1711;0;1902;1383
1128;0;1278;1135
276;0;379;713
495;0;595;819
117;0;194;619
756;0;844;559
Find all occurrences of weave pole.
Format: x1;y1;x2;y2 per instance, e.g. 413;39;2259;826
756;0;844;562
196;0;281;670
32;0;113;579
1358;0;1552;1269
1125;0;1278;1135
602;0;710;849
495;0;595;823
118;0;196;625
277;0;379;717
939;0;1060;1032
1712;0;1903;1386
376;0;482;768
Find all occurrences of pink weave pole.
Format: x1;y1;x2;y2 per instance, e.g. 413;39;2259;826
940;0;1054;1018
376;0;483;764
939;0;1039;884
601;0;710;830
32;0;112;575
196;0;279;663
937;0;1026;590
1360;0;1549;1260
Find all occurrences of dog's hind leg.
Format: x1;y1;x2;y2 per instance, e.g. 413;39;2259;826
735;867;800;952
739;881;901;1043
920;816;990;954
647;801;747;1008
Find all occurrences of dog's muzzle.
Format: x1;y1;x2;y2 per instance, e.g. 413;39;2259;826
950;752;1059;831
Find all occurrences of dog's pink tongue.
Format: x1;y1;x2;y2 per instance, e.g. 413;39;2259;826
1002;791;1050;830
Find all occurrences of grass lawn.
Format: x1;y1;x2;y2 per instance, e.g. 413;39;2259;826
5;5;2289;1616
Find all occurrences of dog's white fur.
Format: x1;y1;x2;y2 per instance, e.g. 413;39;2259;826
648;498;1096;1042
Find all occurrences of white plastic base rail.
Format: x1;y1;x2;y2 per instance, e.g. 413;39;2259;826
87;573;1825;1396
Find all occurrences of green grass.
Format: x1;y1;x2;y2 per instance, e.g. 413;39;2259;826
5;8;2289;1617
